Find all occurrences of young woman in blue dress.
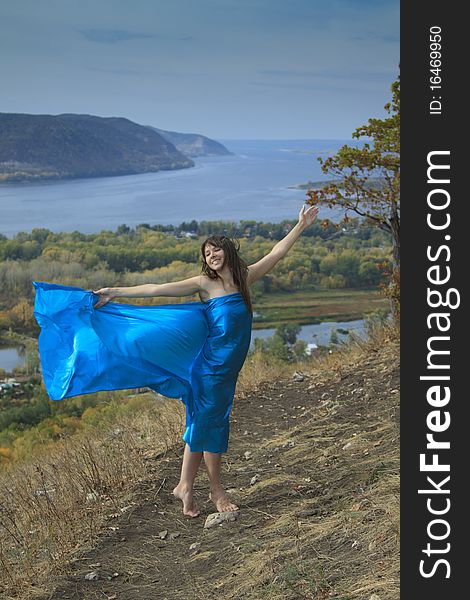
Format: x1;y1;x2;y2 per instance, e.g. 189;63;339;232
93;204;318;517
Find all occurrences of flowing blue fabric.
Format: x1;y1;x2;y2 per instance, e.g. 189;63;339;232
32;281;253;453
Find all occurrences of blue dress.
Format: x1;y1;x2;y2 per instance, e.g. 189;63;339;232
32;281;253;453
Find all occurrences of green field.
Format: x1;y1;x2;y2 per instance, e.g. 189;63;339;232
252;288;389;329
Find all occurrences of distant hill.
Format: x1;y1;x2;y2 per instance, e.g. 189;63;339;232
0;113;194;182
149;127;232;158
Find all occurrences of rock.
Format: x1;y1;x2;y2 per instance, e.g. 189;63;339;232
281;440;296;448
84;571;99;580
244;451;252;460
158;530;168;539
250;474;260;485
204;511;240;529
34;488;55;497
292;371;305;382
342;442;353;450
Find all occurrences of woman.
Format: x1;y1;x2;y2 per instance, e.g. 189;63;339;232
33;205;318;518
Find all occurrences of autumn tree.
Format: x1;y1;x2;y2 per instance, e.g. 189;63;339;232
307;77;400;317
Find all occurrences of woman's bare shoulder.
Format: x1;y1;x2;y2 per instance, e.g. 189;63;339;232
198;275;212;301
199;274;213;290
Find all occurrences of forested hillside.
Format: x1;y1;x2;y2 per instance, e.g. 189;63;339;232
0;113;194;181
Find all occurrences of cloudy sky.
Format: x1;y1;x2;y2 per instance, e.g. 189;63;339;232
0;0;399;140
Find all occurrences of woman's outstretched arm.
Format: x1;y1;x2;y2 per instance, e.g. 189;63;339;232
247;204;318;286
92;275;202;308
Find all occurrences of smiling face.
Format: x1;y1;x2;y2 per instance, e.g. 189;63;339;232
203;243;225;271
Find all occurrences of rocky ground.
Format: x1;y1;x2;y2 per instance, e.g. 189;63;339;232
36;335;399;600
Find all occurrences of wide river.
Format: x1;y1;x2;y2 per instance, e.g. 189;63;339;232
0;139;348;236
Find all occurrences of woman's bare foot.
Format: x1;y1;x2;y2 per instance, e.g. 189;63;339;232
209;486;239;512
172;483;200;517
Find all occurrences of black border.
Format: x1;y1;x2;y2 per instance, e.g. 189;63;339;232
401;2;466;595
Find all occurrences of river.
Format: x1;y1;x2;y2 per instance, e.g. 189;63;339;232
0;139;348;237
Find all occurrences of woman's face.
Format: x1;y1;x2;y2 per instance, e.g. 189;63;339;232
203;243;225;271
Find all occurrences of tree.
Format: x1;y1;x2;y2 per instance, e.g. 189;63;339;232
307;77;400;317
292;339;308;361
329;327;339;345
275;323;300;345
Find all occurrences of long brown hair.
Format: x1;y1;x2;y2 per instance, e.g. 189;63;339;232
200;235;253;314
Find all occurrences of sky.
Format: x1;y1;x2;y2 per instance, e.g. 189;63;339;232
0;0;399;140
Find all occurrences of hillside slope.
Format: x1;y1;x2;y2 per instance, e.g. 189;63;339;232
34;333;399;600
0;113;194;182
149;127;232;158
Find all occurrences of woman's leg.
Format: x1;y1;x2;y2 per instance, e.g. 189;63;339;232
203;451;239;512
172;443;203;517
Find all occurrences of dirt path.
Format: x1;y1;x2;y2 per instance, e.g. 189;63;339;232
41;339;399;600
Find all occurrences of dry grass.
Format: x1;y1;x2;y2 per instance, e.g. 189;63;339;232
222;322;400;600
0;397;185;599
236;350;297;395
233;434;399;599
0;320;400;600
0;345;295;598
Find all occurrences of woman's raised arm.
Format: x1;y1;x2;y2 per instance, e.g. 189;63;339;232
93;275;202;308
247;205;318;286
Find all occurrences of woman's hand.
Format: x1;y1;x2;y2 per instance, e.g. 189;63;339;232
92;287;116;309
298;204;319;230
